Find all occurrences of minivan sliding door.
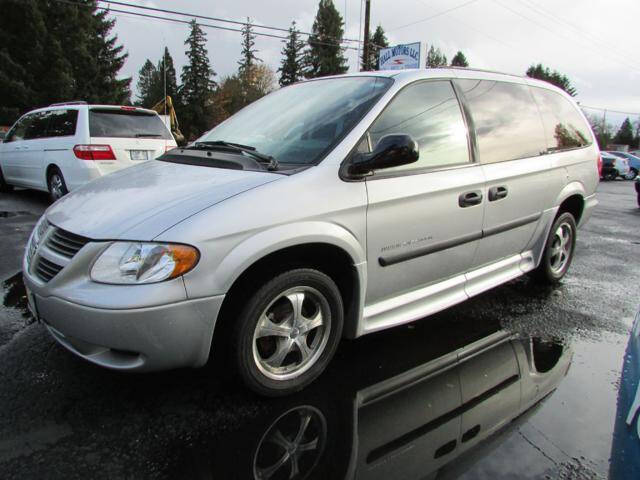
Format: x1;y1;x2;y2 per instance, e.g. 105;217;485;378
454;79;564;286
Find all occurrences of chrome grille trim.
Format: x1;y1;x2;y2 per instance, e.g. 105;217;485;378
35;257;64;282
46;228;89;258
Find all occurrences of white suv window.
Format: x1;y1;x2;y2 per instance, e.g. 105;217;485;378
89;109;172;139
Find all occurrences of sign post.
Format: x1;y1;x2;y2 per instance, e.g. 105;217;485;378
378;42;423;70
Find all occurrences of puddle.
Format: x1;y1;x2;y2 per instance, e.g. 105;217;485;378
2;272;32;320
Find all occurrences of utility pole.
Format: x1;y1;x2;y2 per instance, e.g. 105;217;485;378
362;0;371;71
602;109;607;148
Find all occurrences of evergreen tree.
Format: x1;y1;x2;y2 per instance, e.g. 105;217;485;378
279;21;306;86
450;51;469;67
613;117;635;146
181;19;217;139
526;63;577;97
85;8;131;104
0;0;130;124
157;47;179;102
426;46;447;67
136;60;157;106
305;0;348;78
238;19;262;104
362;25;389;71
136;48;179;108
238;19;261;78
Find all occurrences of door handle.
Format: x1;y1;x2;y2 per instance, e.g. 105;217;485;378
458;190;483;207
488;186;508;201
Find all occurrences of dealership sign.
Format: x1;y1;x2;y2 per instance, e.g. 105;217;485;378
378;42;422;70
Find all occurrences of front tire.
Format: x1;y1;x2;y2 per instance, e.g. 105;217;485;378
625;168;638;180
232;269;344;397
531;212;577;285
47;168;68;202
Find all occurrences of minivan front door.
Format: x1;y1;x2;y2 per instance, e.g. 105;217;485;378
361;80;485;334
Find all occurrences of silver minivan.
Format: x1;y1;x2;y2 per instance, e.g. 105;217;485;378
21;68;599;396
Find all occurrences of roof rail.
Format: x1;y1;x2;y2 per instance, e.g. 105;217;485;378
448;66;524;79
49;101;88;106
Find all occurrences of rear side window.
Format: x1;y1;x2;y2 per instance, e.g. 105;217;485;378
5;115;33;142
89;109;172;139
455;79;547;164
368;80;470;172
24;112;50;140
530;87;592;152
46;109;78;137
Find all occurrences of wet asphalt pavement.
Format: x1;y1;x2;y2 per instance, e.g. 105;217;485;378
0;181;638;479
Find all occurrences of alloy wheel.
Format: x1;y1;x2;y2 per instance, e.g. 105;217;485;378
49;173;65;200
549;222;573;275
252;286;330;381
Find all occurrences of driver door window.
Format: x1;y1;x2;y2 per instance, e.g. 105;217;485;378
368;80;471;173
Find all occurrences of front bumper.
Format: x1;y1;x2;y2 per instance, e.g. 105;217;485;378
26;274;224;371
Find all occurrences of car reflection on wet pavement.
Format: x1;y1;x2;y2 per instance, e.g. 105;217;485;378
0;182;638;479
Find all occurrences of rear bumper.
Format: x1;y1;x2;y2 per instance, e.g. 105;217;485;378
31;289;224;371
579;193;598;228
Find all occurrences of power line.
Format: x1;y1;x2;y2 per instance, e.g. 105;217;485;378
491;0;640;74
96;0;365;45
518;0;639;63
580;105;640;117
389;0;480;31
51;0;361;51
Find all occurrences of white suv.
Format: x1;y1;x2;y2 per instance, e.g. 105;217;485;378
0;102;177;201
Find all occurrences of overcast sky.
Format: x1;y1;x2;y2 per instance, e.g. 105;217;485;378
108;0;640;127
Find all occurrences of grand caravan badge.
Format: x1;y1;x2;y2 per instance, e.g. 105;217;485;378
381;235;433;253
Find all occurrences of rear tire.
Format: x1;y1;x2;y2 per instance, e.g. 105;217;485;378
231;268;343;397
0;168;13;193
603;171;617;181
47;168;68;202
531;212;577;285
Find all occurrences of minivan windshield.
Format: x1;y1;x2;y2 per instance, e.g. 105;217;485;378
199;76;393;165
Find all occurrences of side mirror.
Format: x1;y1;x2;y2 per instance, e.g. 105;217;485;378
349;134;419;175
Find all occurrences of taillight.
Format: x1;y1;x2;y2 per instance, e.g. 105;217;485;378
597;153;602;176
73;144;116;161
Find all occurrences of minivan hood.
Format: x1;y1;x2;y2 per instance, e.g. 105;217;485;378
46;160;281;240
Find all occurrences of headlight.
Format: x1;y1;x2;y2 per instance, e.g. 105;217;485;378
90;242;199;284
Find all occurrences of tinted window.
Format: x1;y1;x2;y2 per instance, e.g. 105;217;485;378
201;77;393;164
530;87;592;152
4;115;33;142
24;112;50;140
47;109;78;137
368;80;470;172
89;110;172;139
455;79;547;164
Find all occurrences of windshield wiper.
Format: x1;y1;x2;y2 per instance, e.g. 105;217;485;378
135;133;163;138
191;141;279;171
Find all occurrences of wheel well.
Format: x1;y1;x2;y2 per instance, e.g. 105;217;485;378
215;243;360;347
46;164;60;182
557;194;584;224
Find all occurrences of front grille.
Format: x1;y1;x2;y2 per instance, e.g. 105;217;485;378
46;228;89;258
35;257;64;282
